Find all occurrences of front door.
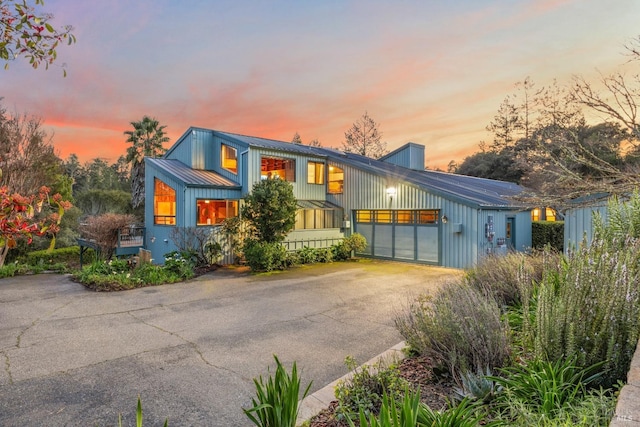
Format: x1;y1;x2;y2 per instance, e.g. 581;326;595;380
506;217;516;249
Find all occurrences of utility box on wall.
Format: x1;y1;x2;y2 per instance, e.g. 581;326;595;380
452;223;463;233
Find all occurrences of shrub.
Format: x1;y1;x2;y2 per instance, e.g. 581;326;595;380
532;221;564;251
79;213;137;260
490;358;603;422
464;251;558;308
532;236;640;387
316;247;333;263
163;251;196;280
343;233;367;254
244;355;312;427
297;246;318;264
335;356;409;420
73;260;184;291
331;241;351;261
242;179;297;243
243;239;288;272
395;282;511;381
169;227;221;267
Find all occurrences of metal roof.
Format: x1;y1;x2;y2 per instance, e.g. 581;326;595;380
297;200;342;210
146;158;241;188
170;128;526;208
321;151;525;209
217;131;327;157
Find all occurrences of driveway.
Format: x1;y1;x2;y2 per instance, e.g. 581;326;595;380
0;260;459;426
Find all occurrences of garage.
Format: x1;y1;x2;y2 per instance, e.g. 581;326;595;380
353;209;440;264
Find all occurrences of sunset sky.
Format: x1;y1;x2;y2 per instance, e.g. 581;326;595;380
1;0;638;170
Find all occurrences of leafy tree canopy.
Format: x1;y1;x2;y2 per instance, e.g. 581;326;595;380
0;0;76;75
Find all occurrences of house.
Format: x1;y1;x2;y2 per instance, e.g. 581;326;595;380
144;128;531;269
563;193;616;252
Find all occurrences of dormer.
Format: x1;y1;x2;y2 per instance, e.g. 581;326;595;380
379;142;425;171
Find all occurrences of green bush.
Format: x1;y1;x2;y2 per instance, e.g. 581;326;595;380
316;247;333;263
163;251;196;279
244;355;311;427
297;246;318;264
395;282;511;380
331;241;351;261
243;239;288;272
73;260;185;291
335;356;409;420
490;358;603;422
532;221;564;251
464;251;557;308
532;238;640;387
343;233;367;254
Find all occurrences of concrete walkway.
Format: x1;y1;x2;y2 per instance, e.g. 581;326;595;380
0;261;457;426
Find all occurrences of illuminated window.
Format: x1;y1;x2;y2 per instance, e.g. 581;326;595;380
531;208;540;221
307;161;325;184
221;144;237;174
417;210;438;224
154;178;176;225
196;200;238;225
376;210;392;223
328;165;344;194
396;210;414;224
356;210;372;223
545;208;556;221
261;156;295;181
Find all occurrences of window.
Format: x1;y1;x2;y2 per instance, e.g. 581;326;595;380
396;210;414;224
354;209;439;224
356;210;372;223
197;200;238;225
154;178;176;225
417;210;438;224
307;161;325;184
328;165;343;194
221;144;238;174
294;208;342;230
376;210;392;223
261;156;295;181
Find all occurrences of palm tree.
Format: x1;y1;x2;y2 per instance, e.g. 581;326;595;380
124;116;169;208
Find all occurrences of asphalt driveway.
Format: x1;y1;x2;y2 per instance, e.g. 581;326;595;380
0;260;459;426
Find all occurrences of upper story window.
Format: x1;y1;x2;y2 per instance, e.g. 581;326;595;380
154;178;176;225
328;165;344;194
307;161;325;185
197;199;238;225
261;156;295;181
221;144;238;174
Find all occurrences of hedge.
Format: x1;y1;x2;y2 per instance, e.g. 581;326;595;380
531;221;564;251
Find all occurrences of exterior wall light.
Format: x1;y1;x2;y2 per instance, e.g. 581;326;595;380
386;187;397;198
442;215;448;223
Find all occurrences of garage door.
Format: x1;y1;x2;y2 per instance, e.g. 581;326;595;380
353;209;440;264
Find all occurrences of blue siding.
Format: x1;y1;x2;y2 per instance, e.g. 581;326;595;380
379;143;425;171
564;204;608;252
245;148;327;200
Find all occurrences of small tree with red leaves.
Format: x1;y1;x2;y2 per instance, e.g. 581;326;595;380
0;185;71;267
0;0;76;75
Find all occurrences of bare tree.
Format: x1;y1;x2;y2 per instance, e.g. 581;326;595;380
0;103;62;195
342;111;388;159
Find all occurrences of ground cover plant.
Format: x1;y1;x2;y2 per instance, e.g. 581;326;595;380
73;251;196;291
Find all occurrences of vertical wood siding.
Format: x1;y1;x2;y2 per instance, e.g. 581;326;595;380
564;205;608;252
245;148;327;200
